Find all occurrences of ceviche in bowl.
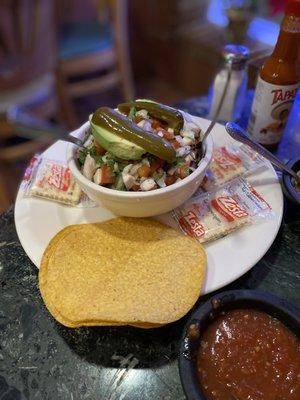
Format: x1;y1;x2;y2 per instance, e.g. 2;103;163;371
67;100;213;217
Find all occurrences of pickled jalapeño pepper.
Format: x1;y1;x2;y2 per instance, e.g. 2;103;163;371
92;107;177;163
118;100;184;134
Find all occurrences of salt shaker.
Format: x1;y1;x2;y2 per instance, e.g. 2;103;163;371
209;44;250;122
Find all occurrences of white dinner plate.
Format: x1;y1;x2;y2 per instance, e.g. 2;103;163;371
14;118;283;295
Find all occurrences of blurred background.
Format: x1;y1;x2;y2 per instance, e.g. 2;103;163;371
0;0;288;212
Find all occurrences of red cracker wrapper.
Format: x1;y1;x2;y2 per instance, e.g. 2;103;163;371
201;143;267;192
21;157;92;206
170;177;272;243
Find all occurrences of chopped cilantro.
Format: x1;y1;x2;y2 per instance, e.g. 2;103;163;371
88;146;104;165
128;106;136;121
112;175;126;191
173;156;185;166
77;147;89;165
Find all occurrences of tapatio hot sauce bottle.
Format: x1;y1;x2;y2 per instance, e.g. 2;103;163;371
248;0;300;148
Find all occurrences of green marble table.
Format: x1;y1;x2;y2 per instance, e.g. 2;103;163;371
0;97;299;400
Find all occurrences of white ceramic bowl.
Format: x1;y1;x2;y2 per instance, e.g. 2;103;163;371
67;120;213;217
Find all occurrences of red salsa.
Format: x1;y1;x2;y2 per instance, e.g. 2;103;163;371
197;309;300;400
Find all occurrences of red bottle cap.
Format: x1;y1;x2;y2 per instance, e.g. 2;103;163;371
286;0;300;15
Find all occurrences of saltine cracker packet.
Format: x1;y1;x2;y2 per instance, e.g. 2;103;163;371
168;177;273;244
22;156;95;207
201;143;267;191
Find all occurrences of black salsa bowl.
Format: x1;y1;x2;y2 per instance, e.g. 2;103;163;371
178;289;300;400
282;158;300;204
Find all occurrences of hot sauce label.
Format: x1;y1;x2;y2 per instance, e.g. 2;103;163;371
271;87;298;105
248;77;299;145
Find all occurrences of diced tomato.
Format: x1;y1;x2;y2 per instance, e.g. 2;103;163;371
137;164;151;178
151;119;162;130
171;140;181;150
94;141;106;155
100;165;115;184
165;175;177;186
160;129;174;141
177;164;189;179
135;116;144;124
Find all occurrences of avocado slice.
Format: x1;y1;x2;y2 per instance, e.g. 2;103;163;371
90;118;146;161
91;108;176;163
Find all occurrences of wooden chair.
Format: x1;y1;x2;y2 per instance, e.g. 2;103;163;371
56;0;135;129
0;0;58;211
